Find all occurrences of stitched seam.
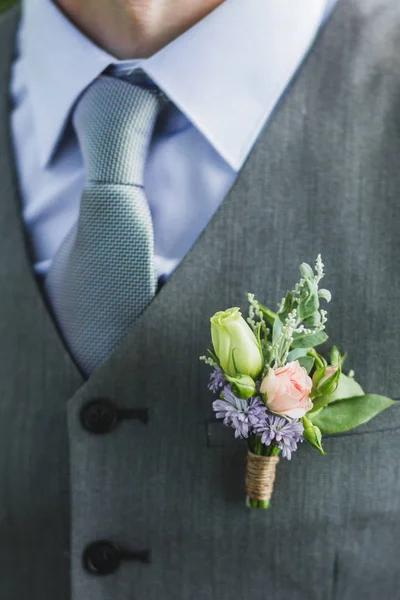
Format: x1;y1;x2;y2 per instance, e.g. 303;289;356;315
325;425;400;439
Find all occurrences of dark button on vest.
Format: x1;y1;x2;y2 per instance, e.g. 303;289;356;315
83;541;152;575
80;399;149;433
80;400;118;434
83;541;121;575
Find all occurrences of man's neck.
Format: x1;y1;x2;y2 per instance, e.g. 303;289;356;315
55;0;226;59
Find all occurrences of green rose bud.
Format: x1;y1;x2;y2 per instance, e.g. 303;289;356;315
302;416;327;456
311;371;363;413
225;374;257;400
210;307;263;379
313;365;339;396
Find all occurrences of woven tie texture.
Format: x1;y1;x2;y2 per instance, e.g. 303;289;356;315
46;76;164;376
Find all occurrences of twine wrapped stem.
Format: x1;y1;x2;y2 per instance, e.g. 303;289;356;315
245;451;280;509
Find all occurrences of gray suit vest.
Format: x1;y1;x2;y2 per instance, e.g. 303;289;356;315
0;2;399;599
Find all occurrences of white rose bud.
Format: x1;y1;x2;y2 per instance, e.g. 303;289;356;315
210;307;263;379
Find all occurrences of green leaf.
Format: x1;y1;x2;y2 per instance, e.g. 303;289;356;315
258;303;278;327
312;366;326;389
307;349;328;369
330;346;346;368
287;348;308;362
302;417;327;455
310;373;363;412
298;356;315;374
299;262;314;280
207;349;220;366
304;312;321;327
277;291;296;322
272;316;283;344
298;279;320;320
330;346;341;366
225;374;256;400
318;289;332;303
292;330;328;349
309;394;396;434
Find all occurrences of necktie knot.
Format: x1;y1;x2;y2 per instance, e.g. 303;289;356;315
73;76;163;186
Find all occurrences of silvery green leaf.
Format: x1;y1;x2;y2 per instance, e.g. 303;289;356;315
318;289;332;303
292;330;328;349
330;346;346;368
309;394;396;434
278;291;296;322
330;346;340;366
298;356;315;374
304;312;321;327
272;315;283;343
287;348;308;362
298;279;320;320
300;262;314;280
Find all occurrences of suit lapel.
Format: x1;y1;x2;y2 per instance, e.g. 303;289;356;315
0;7;82;383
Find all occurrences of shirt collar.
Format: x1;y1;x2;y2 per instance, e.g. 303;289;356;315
22;0;329;171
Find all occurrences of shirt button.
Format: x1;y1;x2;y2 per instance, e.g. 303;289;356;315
80;399;118;434
83;541;121;575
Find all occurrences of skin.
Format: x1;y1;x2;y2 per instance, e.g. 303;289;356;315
55;0;226;59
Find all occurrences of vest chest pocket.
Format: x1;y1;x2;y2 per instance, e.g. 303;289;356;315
205;401;400;448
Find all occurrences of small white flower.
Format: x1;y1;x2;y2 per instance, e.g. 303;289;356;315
315;254;325;282
199;355;217;367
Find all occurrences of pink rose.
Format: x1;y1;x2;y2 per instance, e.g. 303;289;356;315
261;361;313;419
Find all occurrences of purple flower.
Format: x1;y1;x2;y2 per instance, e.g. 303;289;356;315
256;413;304;460
213;386;267;439
208;367;227;393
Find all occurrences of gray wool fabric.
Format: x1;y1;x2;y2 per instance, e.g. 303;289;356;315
46;77;163;376
1;2;400;600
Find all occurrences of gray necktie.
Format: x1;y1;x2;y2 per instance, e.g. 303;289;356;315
46;76;164;376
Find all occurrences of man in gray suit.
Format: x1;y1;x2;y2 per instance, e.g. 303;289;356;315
1;0;400;598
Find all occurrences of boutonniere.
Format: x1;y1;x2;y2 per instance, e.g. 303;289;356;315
201;256;395;509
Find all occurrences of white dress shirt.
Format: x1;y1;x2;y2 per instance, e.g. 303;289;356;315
11;0;336;281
